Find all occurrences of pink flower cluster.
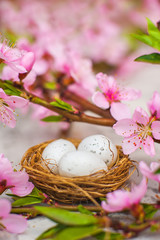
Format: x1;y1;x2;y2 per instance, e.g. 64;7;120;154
113;91;160;156
0;153;34;196
0;199;27;233
114;107;160;156
92;73;141;120
0;36;35;74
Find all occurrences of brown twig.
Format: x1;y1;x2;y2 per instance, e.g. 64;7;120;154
26;93;115;126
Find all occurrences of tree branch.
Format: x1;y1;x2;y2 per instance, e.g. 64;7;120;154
26;93;116;126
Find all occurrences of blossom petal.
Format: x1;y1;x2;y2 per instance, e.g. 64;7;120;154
101;190;130;212
150;162;160;172
151;121;160;140
130;177;147;204
0;153;13;174
96;72;109;92
8;171;34;196
113;118;137;137
7;62;27;74
1;66;19;82
139;161;160;182
143;136;155;156
132;107;149;125
122;135;141;154
119;88;141;101
0;199;11;218
23;70;36;87
148;91;160;118
0;88;7;99
20;52;35;72
110;102;131;120
1;214;27;233
92;91;109;109
5;96;28;109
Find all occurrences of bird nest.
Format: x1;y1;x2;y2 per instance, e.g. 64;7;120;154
21;138;137;206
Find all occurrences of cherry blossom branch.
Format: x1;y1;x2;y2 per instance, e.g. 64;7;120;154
25;93;116;126
0;80;116;126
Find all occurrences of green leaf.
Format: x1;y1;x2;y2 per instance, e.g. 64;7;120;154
8;187;45;200
50;225;102;240
9;187;46;207
12;196;43;207
77;205;93;215
50;98;74;112
34;207;98;226
132;33;160;51
4;82;21;96
132;19;160;51
147;18;160;41
154;168;160;174
36;225;65;240
142;204;158;219
109;233;124;240
6;193;20;201
30;187;42;196
44;82;56;90
135;53;160;64
41;115;62;122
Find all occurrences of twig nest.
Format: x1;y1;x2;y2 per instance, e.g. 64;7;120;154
42;139;76;174
78;135;117;167
58;151;108;177
21;138;137;204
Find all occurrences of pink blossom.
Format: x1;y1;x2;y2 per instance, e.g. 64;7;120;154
148;91;160;119
113;107;160;156
53;50;97;97
1;66;36;88
0;199;27;233
101;177;147;212
0;37;35;73
139;161;160;182
0;153;34;196
0;88;28;128
92;73;141;120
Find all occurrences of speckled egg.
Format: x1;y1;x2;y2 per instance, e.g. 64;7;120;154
42;139;76;174
58;151;108;177
78;135;117;167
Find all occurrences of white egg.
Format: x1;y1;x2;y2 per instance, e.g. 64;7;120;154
58;151;108;177
42;139;76;174
78;135;117;167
